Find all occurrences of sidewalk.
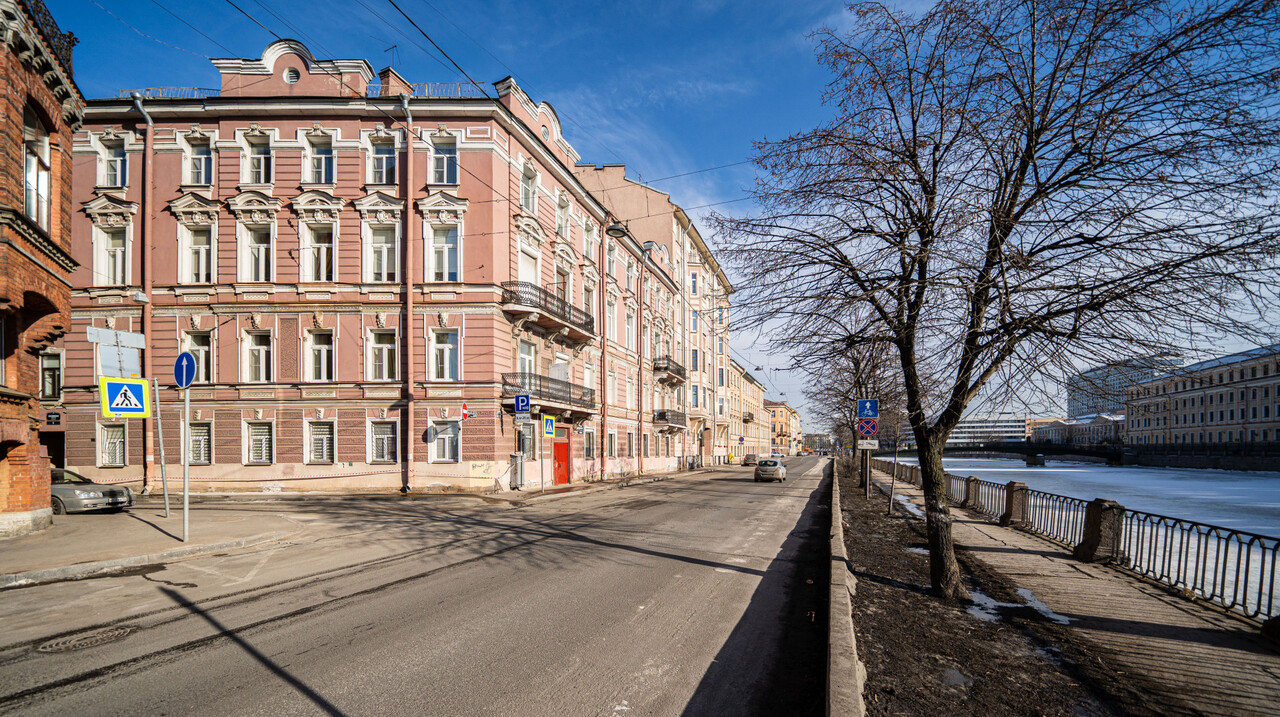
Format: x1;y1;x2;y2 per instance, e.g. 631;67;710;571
0;467;711;590
875;467;1280;716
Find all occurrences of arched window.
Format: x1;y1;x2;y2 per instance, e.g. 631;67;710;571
23;106;50;230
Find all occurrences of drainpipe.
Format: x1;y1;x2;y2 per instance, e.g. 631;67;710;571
400;94;415;493
638;251;645;478
131;93;155;491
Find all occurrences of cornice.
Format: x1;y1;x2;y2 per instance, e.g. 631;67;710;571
0;206;76;271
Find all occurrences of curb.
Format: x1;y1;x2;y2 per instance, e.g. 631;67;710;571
0;529;295;590
827;462;867;716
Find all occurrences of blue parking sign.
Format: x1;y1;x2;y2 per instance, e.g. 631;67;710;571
514;394;530;413
857;399;879;419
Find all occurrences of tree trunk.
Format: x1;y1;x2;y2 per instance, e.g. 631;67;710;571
917;435;969;601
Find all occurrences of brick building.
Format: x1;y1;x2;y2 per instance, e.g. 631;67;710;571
0;0;83;536
52;40;732;492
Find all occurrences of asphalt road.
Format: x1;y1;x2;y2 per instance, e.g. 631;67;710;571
0;457;830;716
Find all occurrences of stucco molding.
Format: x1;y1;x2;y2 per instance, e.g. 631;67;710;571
81;194;138;228
226;190;283;224
168;192;220;226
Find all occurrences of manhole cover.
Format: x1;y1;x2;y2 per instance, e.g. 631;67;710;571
37;626;133;653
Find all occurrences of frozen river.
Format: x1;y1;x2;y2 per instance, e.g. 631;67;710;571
893;457;1280;538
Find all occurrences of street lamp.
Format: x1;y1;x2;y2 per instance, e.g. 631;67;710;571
606;221;628;238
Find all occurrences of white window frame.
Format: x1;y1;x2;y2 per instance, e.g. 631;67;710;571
369;420;399;463
584;428;596;460
606;300;616;341
364;222;399;282
583;222;597;260
370;142;397;185
187;141;213;186
429;420;460;463
368;328;398;381
429;225;459;282
244;330;273;383
184;331;213;384
238;222;275;282
99;423;126;467
625;311;635;350
307;329;334;382
556;200;569;238
302;222;336;282
431;141;458;185
40;350;62;400
518;340;537;374
189;422;212;465
94;225;132;287
23;106;50;230
307;421;335;464
244;141;273;185
430;328;460;381
307;138;335;184
101;143;127;188
520;166;537;214
244;421;274;465
179;224;215;284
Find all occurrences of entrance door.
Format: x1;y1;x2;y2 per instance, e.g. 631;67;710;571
553;429;570;485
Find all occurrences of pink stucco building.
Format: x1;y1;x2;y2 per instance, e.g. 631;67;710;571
44;40;723;493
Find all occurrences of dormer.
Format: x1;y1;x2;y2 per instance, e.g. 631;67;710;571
212;40;374;98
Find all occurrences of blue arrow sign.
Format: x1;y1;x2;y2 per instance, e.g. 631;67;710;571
857;399;879;419
174;351;197;389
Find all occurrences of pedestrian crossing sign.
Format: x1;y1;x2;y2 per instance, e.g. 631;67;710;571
99;377;151;418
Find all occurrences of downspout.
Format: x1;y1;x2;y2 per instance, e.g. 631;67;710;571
400;94;415;493
638;252;645;477
131;93;155;490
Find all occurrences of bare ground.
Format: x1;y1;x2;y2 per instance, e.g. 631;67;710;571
838;471;1162;717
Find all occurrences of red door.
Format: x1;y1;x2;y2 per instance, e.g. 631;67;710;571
553;440;570;485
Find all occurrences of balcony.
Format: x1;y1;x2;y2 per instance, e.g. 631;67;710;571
653;409;688;433
743;411;755;423
652;356;686;384
501;281;596;344
502;372;596;418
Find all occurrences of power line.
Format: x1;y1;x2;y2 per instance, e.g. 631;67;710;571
150;0;235;55
386;0;491;100
224;0;280;40
92;0;212;59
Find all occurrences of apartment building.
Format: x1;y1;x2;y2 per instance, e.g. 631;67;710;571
729;360;768;458
765;399;802;455
945;414;1027;445
50;40;722;492
1;0;84;536
1066;353;1182;417
1125;344;1280;446
1031;414;1123;446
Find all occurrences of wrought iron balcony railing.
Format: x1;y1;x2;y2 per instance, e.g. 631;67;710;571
501;281;595;335
652;356;686;381
26;0;77;76
502;372;595;410
366;82;489;98
118;87;220;100
654;409;687;427
743;411;755;423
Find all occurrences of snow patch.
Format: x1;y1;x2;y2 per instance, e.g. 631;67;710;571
1016;588;1072;625
906;547;929;555
894;494;925;518
966;587;1073;625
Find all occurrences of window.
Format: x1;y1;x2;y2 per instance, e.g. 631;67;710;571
101;424;125;466
247;332;272;382
556;202;569;238
304;225;334;282
521;168;537;213
189;142;213;185
371;143;396;184
187;227;212;283
643;434;649;458
309;422;334;463
518;340;537;374
691;272;698;295
719;368;725;386
104;229;127;285
431;329;459;380
368;226;397;281
584;429;596;460
718;397;725;416
40;352;61;399
309;331;333;381
371;421;398;462
718;336;724;354
189;423;212;465
309;140;334;183
692;385;699;408
370;330;397;380
432;142;458;184
247;142;272;184
625;311;635;350
718;307;724;324
691;310;698;331
626;262;636;292
607;432;616;458
583;223;597;260
102;143;127;187
626;432;634;458
583;286;595;320
519;423;536;460
627;376;635;409
691;349;698;369
606;243;616;276
23;106;50;229
608;371;617;403
430;227;458;282
247;422;273;464
245;226;272;281
606;300;617;341
186;332;212;383
431;421;459;462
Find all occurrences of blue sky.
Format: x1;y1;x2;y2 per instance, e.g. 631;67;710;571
49;0;850;430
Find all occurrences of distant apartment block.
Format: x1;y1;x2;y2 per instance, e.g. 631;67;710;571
946;414;1027;445
1066;353;1182;417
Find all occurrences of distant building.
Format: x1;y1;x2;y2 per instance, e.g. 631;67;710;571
765;399;801;455
1025;417;1061;440
1067;353;1182;417
1125;344;1280;446
803;433;833;452
946;413;1027;445
1031;414;1124;446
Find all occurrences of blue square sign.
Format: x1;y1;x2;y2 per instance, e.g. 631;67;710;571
857;399;879;419
514;394;530;413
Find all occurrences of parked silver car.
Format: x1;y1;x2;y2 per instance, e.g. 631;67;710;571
742;454;759;466
753;458;787;482
50;468;133;514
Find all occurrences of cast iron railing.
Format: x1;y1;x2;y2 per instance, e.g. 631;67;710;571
1118;511;1278;621
652;356;686;381
26;0;76;75
947;474;966;503
500;281;595;335
1026;489;1089;546
973;479;1006;518
501;372;594;409
653;409;687;427
118;87;220;99
366;82;488;98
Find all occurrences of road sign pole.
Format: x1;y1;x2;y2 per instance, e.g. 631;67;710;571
152;379;170;518
183;385;190;543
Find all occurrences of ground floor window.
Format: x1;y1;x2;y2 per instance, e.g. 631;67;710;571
432;421;459;462
643;433;649;457
371;420;398;463
190;423;211;465
519;423;536;460
246;422;273;464
607;431;616;458
100;423;125;466
309;421;334;464
626;432;634;458
585;429;596;459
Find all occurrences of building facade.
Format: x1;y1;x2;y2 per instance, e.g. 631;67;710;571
765;399;802;455
945;414;1027;445
1;0;84;536
52;41;731;493
1067;353;1182;417
1125;344;1280;446
1031;414;1123;446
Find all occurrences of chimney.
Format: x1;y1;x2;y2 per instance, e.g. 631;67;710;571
378;66;412;97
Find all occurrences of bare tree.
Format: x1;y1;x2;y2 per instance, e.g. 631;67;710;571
715;0;1280;599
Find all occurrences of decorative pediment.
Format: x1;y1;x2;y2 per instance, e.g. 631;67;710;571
429;123;452;139
82;194;138;227
100;126;133;143
581;264;600;284
624;296;638;311
168;192;220;225
186;124;211;141
353;192;404;224
417;191;469;224
292;190;345;223
305;122;334;139
226;191;283;224
513;212;546;248
555;240;578;268
244;122;268;138
369;123;394;141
